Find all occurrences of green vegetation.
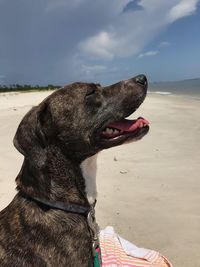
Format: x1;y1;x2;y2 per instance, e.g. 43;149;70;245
0;84;60;93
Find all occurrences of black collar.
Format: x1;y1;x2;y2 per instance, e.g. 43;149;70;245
19;191;93;216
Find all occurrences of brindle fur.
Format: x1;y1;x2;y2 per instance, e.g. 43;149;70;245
0;76;148;267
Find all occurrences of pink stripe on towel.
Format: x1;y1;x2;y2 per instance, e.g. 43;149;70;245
99;227;173;267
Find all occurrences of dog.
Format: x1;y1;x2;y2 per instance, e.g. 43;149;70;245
0;74;149;267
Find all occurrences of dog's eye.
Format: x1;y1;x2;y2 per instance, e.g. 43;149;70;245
86;88;96;97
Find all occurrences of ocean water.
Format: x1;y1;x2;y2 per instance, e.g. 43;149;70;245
149;79;200;99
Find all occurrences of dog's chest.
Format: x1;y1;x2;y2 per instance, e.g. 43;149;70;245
80;154;98;205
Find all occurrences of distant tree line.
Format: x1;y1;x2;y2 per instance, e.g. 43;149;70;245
0;84;61;93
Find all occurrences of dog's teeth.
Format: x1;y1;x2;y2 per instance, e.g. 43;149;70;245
113;129;119;134
143;123;147;127
105;128;113;134
104;127;120;135
139;123;144;128
108;128;114;134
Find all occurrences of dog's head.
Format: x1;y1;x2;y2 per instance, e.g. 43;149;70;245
14;74;149;165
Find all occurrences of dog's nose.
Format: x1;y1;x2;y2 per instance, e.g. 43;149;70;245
135;74;148;87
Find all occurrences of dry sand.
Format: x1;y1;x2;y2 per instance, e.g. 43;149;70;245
0;90;200;267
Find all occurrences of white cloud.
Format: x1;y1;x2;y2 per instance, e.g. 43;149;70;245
79;31;116;60
80;64;107;76
168;0;199;22
138;41;170;59
79;0;199;60
139;50;159;58
0;0;199;84
159;41;171;48
71;55;108;80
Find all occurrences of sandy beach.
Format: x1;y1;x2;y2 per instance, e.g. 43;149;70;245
0;90;199;267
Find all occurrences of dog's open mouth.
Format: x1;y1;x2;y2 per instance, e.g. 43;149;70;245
100;117;149;141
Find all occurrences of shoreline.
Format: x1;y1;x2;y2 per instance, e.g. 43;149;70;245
148;90;200;100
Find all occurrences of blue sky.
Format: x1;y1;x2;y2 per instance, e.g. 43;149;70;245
0;0;199;85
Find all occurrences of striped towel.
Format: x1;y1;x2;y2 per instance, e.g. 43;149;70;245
99;226;173;267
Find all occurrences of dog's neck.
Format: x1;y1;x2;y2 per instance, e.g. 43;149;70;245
16;145;97;206
80;154;98;205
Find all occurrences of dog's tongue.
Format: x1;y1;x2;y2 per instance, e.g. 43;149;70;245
108;117;149;132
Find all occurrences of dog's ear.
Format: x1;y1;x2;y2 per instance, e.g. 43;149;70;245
13;102;48;168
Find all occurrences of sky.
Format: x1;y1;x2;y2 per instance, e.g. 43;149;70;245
0;0;200;85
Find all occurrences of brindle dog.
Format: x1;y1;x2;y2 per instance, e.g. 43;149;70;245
0;75;149;267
